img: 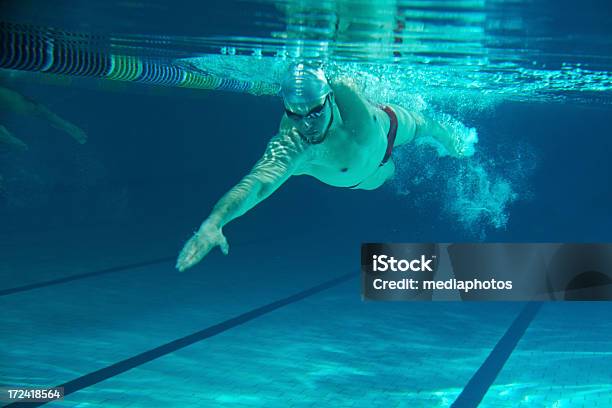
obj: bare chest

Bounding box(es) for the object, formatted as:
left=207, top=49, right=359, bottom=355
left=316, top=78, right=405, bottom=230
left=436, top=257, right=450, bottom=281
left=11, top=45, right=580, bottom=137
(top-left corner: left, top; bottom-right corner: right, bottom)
left=296, top=122, right=387, bottom=185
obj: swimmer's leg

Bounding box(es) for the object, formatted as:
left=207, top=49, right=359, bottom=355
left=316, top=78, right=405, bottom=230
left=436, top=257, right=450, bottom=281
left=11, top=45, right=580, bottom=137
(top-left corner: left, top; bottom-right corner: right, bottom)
left=0, top=86, right=87, bottom=144
left=387, top=104, right=417, bottom=147
left=401, top=108, right=477, bottom=158
left=0, top=125, right=28, bottom=151
left=390, top=105, right=478, bottom=158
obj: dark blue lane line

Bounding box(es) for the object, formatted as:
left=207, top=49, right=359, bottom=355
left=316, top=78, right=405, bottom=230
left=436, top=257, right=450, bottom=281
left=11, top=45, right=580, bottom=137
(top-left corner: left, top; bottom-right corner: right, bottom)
left=0, top=257, right=174, bottom=297
left=451, top=302, right=543, bottom=408
left=0, top=238, right=285, bottom=297
left=4, top=271, right=357, bottom=408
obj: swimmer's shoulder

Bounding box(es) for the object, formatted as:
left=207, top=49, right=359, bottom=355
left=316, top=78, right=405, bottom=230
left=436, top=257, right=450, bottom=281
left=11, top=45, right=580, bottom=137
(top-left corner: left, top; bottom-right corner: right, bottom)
left=264, top=126, right=314, bottom=165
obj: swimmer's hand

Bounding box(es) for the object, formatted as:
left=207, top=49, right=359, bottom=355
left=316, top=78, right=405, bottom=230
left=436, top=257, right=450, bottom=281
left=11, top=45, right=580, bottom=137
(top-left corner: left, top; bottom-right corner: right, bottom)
left=61, top=122, right=88, bottom=144
left=176, top=219, right=229, bottom=272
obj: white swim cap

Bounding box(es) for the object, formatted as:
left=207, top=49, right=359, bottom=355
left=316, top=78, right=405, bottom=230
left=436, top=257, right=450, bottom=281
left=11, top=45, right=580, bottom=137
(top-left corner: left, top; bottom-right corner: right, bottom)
left=281, top=64, right=332, bottom=113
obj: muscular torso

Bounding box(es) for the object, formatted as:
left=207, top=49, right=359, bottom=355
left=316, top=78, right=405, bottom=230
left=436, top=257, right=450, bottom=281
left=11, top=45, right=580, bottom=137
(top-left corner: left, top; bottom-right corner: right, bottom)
left=282, top=97, right=415, bottom=189
left=295, top=107, right=387, bottom=186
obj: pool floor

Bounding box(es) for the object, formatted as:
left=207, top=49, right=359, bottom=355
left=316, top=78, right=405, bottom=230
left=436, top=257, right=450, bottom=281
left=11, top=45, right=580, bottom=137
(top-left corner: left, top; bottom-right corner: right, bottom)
left=1, top=227, right=610, bottom=407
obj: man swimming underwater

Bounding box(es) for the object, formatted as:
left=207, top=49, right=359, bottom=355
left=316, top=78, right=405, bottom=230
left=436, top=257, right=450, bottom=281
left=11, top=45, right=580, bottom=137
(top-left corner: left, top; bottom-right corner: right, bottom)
left=176, top=64, right=476, bottom=271
left=0, top=85, right=87, bottom=151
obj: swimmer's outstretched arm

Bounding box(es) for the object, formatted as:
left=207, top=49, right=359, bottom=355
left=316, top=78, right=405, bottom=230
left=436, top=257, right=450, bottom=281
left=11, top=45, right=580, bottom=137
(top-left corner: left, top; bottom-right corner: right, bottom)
left=0, top=86, right=87, bottom=144
left=176, top=130, right=307, bottom=272
left=0, top=125, right=29, bottom=151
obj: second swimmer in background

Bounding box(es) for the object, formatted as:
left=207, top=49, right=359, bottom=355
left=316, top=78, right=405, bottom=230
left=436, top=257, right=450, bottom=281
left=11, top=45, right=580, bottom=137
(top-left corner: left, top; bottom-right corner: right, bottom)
left=0, top=85, right=87, bottom=151
left=177, top=64, right=478, bottom=271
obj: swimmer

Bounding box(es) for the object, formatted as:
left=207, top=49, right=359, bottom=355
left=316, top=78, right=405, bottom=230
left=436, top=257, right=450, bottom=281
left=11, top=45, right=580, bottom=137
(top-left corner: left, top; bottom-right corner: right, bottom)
left=0, top=85, right=87, bottom=151
left=176, top=64, right=477, bottom=271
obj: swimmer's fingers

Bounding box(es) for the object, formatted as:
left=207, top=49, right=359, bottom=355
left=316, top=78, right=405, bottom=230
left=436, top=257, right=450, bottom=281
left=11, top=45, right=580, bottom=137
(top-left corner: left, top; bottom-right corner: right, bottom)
left=176, top=233, right=213, bottom=272
left=202, top=221, right=229, bottom=256
left=72, top=128, right=87, bottom=144
left=220, top=238, right=229, bottom=255
left=176, top=227, right=229, bottom=272
left=214, top=229, right=229, bottom=256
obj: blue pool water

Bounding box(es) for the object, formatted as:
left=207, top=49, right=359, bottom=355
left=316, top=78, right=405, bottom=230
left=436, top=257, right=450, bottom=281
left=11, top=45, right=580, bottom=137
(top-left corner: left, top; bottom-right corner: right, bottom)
left=1, top=1, right=611, bottom=407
